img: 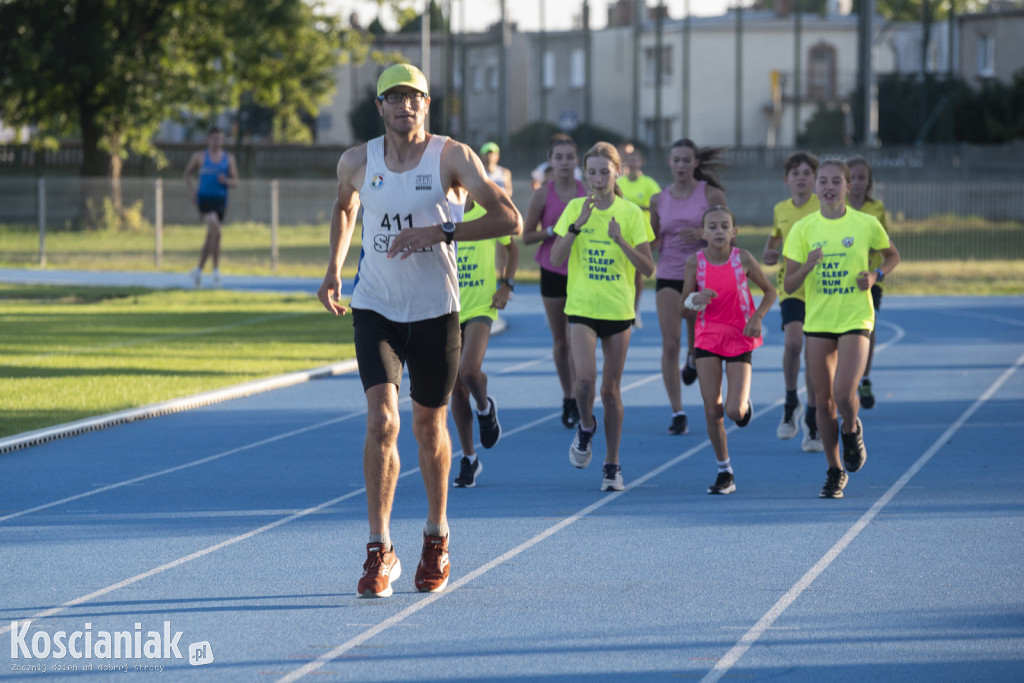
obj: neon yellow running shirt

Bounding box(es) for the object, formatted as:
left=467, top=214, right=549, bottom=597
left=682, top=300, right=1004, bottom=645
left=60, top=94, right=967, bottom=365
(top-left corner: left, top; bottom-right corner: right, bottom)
left=771, top=195, right=820, bottom=302
left=848, top=199, right=889, bottom=279
left=783, top=210, right=891, bottom=333
left=456, top=203, right=512, bottom=323
left=554, top=196, right=650, bottom=321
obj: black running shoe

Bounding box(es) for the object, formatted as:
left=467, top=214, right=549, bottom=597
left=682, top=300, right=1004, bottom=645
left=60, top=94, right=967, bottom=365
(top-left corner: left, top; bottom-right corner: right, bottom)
left=736, top=400, right=753, bottom=428
left=562, top=398, right=579, bottom=429
left=819, top=467, right=849, bottom=499
left=859, top=380, right=875, bottom=409
left=708, top=471, right=736, bottom=495
left=681, top=361, right=698, bottom=386
left=668, top=413, right=688, bottom=435
left=841, top=417, right=867, bottom=472
left=453, top=456, right=482, bottom=488
left=477, top=396, right=501, bottom=449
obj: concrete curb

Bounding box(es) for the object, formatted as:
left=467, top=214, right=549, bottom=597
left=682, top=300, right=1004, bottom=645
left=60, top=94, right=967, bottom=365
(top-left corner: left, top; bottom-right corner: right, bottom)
left=0, top=360, right=359, bottom=456
left=2, top=314, right=512, bottom=456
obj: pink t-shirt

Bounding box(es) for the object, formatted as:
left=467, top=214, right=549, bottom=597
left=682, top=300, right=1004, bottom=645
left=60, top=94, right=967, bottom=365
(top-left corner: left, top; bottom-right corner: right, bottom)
left=535, top=180, right=587, bottom=275
left=694, top=248, right=763, bottom=358
left=655, top=180, right=710, bottom=280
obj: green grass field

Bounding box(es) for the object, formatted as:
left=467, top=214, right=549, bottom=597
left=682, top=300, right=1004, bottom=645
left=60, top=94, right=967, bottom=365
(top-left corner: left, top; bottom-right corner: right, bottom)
left=0, top=284, right=354, bottom=439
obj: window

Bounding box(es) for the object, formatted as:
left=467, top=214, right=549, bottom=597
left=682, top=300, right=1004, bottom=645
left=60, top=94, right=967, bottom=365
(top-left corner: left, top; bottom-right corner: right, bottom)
left=472, top=65, right=483, bottom=92
left=570, top=49, right=585, bottom=89
left=807, top=43, right=836, bottom=102
left=642, top=118, right=672, bottom=148
left=487, top=60, right=498, bottom=91
left=543, top=51, right=555, bottom=90
left=976, top=34, right=995, bottom=78
left=643, top=46, right=672, bottom=84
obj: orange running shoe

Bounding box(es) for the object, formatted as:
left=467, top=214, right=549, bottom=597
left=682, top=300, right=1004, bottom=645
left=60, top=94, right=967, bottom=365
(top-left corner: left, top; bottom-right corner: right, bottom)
left=357, top=542, right=401, bottom=598
left=414, top=533, right=450, bottom=593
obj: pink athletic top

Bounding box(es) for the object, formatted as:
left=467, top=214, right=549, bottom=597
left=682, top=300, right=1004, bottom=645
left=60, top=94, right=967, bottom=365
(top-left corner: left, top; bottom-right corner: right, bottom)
left=535, top=180, right=587, bottom=275
left=655, top=180, right=710, bottom=280
left=694, top=248, right=762, bottom=358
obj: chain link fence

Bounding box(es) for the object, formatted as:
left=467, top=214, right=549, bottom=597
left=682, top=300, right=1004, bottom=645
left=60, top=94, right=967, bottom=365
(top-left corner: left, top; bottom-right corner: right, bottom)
left=1, top=175, right=1021, bottom=273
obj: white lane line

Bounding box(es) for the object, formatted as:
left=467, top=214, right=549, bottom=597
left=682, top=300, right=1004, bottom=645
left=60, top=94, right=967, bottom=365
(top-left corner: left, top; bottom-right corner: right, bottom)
left=0, top=370, right=671, bottom=638
left=0, top=320, right=905, bottom=666
left=0, top=492, right=360, bottom=637
left=700, top=347, right=1024, bottom=683
left=875, top=319, right=905, bottom=352
left=0, top=408, right=369, bottom=524
left=277, top=384, right=778, bottom=683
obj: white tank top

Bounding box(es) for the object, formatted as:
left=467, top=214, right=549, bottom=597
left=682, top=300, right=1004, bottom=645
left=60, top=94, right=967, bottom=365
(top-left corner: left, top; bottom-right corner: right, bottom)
left=487, top=166, right=507, bottom=190
left=351, top=135, right=459, bottom=322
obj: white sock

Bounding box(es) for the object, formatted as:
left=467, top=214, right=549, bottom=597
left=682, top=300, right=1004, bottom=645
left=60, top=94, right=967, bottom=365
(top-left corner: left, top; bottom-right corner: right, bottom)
left=475, top=402, right=491, bottom=417
left=718, top=459, right=733, bottom=474
left=369, top=531, right=392, bottom=550
left=425, top=521, right=449, bottom=538
left=465, top=453, right=477, bottom=464
left=674, top=410, right=686, bottom=417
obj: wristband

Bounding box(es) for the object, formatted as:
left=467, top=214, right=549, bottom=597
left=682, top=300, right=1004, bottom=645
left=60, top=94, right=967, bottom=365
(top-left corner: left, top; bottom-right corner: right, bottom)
left=875, top=268, right=885, bottom=282
left=568, top=223, right=581, bottom=235
left=546, top=225, right=555, bottom=238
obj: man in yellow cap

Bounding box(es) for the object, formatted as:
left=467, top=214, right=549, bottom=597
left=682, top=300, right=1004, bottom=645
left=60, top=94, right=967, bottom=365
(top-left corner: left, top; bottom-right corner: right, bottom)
left=317, top=63, right=522, bottom=599
left=479, top=141, right=513, bottom=198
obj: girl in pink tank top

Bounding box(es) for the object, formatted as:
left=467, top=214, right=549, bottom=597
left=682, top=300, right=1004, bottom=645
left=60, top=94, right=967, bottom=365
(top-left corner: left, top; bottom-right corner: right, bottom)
left=522, top=134, right=588, bottom=427
left=680, top=206, right=776, bottom=496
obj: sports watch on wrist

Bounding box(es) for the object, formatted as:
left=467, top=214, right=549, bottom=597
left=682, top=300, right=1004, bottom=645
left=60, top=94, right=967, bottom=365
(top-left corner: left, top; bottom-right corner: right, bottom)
left=499, top=277, right=515, bottom=291
left=441, top=221, right=456, bottom=244
left=567, top=223, right=581, bottom=235
left=875, top=268, right=885, bottom=282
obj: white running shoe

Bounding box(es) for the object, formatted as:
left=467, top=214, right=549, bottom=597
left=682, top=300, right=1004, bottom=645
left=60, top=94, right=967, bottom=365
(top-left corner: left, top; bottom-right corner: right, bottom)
left=600, top=463, right=624, bottom=491
left=569, top=420, right=597, bottom=469
left=802, top=420, right=824, bottom=452
left=190, top=267, right=202, bottom=288
left=777, top=401, right=803, bottom=440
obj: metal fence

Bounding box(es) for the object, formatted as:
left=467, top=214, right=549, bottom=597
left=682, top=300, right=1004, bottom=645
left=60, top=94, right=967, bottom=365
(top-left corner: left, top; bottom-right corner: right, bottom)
left=1, top=176, right=1021, bottom=271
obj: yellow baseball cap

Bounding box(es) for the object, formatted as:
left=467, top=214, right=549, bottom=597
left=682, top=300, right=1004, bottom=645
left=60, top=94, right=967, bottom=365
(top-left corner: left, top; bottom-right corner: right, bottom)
left=480, top=142, right=500, bottom=155
left=377, top=64, right=429, bottom=97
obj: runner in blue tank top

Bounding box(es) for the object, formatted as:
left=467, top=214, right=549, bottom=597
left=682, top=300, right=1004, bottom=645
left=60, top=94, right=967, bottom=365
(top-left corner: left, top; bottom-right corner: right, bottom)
left=316, top=64, right=521, bottom=600
left=183, top=127, right=237, bottom=287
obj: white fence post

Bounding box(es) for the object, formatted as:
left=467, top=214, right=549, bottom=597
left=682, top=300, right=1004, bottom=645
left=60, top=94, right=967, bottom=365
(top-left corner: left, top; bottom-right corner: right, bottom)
left=271, top=179, right=279, bottom=273
left=154, top=178, right=163, bottom=269
left=37, top=177, right=46, bottom=267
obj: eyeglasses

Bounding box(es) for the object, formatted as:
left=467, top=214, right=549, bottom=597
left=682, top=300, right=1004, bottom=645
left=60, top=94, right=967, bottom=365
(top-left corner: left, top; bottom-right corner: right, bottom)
left=377, top=91, right=428, bottom=105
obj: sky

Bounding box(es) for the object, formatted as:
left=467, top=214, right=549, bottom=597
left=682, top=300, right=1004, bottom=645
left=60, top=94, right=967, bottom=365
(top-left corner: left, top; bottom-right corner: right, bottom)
left=325, top=0, right=737, bottom=34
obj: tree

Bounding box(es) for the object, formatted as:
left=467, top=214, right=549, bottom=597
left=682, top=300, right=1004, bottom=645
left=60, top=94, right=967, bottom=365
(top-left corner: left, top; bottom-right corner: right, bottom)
left=797, top=103, right=849, bottom=147
left=0, top=0, right=372, bottom=181
left=399, top=1, right=449, bottom=34
left=852, top=0, right=989, bottom=22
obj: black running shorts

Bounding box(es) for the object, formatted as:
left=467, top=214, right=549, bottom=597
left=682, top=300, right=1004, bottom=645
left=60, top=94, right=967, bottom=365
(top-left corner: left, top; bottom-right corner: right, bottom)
left=540, top=268, right=568, bottom=299
left=694, top=347, right=752, bottom=364
left=568, top=315, right=633, bottom=339
left=197, top=196, right=226, bottom=221
left=779, top=298, right=805, bottom=331
left=351, top=308, right=461, bottom=408
left=656, top=278, right=685, bottom=293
